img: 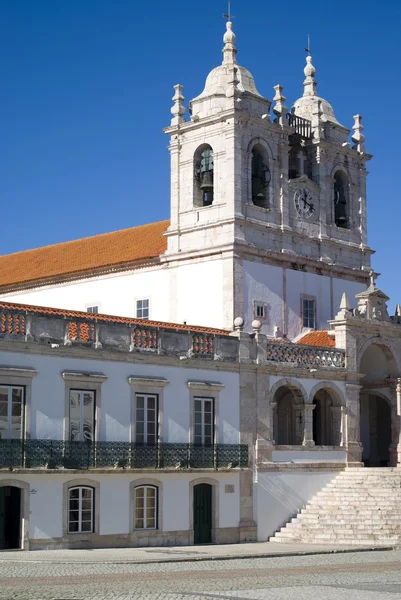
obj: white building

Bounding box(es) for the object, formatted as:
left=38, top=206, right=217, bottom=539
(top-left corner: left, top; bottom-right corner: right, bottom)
left=0, top=22, right=371, bottom=341
left=2, top=21, right=401, bottom=550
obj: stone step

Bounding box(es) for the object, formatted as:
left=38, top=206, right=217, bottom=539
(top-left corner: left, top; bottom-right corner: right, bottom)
left=269, top=469, right=401, bottom=545
left=270, top=536, right=400, bottom=545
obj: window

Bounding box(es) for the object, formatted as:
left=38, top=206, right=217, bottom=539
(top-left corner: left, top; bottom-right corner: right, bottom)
left=135, top=394, right=158, bottom=444
left=251, top=144, right=270, bottom=208
left=0, top=386, right=24, bottom=440
left=334, top=171, right=349, bottom=228
left=69, top=390, right=95, bottom=441
left=194, top=145, right=214, bottom=207
left=194, top=397, right=214, bottom=446
left=136, top=299, right=149, bottom=320
left=68, top=486, right=94, bottom=533
left=86, top=306, right=98, bottom=314
left=254, top=300, right=267, bottom=321
left=302, top=297, right=316, bottom=329
left=134, top=485, right=158, bottom=530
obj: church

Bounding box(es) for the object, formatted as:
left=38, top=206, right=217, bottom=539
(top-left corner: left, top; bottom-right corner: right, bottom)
left=1, top=19, right=401, bottom=550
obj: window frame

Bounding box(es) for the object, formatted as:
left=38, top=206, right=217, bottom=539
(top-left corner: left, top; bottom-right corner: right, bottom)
left=301, top=295, right=317, bottom=330
left=0, top=367, right=37, bottom=440
left=67, top=485, right=94, bottom=534
left=133, top=484, right=158, bottom=530
left=63, top=478, right=100, bottom=539
left=134, top=393, right=158, bottom=445
left=253, top=300, right=267, bottom=321
left=0, top=385, right=25, bottom=440
left=128, top=377, right=169, bottom=445
left=86, top=305, right=99, bottom=314
left=62, top=372, right=107, bottom=443
left=68, top=389, right=96, bottom=442
left=187, top=381, right=224, bottom=445
left=136, top=298, right=150, bottom=320
left=193, top=396, right=215, bottom=447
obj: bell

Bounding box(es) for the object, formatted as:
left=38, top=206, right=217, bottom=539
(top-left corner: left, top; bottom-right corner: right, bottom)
left=200, top=170, right=214, bottom=191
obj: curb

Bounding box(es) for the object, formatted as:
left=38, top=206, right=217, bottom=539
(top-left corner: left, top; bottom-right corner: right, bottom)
left=0, top=545, right=398, bottom=565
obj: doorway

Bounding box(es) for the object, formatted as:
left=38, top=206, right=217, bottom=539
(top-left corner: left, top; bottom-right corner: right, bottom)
left=0, top=486, right=22, bottom=550
left=193, top=483, right=212, bottom=544
left=361, top=394, right=392, bottom=467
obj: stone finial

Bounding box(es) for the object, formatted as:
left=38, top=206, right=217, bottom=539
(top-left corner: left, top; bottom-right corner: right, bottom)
left=395, top=304, right=401, bottom=317
left=311, top=98, right=325, bottom=140
left=303, top=55, right=317, bottom=97
left=351, top=114, right=366, bottom=153
left=340, top=292, right=351, bottom=312
left=233, top=317, right=244, bottom=332
left=272, top=85, right=288, bottom=124
left=335, top=292, right=352, bottom=320
left=222, top=21, right=237, bottom=66
left=170, top=84, right=186, bottom=126
left=252, top=319, right=262, bottom=333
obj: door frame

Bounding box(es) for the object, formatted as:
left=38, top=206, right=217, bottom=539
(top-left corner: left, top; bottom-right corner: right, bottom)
left=0, top=480, right=30, bottom=550
left=189, top=477, right=219, bottom=545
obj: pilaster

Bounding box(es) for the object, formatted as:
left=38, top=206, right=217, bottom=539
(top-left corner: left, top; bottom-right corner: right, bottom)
left=345, top=382, right=363, bottom=465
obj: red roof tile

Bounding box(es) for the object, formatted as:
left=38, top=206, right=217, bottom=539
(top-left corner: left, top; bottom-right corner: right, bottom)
left=297, top=330, right=335, bottom=348
left=0, top=300, right=230, bottom=336
left=0, top=220, right=169, bottom=289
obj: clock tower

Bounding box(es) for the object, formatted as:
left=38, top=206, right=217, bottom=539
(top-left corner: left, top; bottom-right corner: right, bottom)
left=164, top=22, right=373, bottom=339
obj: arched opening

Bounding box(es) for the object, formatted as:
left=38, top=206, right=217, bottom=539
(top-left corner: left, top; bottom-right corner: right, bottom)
left=359, top=343, right=397, bottom=467
left=193, top=483, right=212, bottom=544
left=274, top=386, right=304, bottom=445
left=312, top=390, right=334, bottom=446
left=361, top=394, right=391, bottom=467
left=251, top=144, right=271, bottom=208
left=0, top=486, right=22, bottom=549
left=333, top=170, right=349, bottom=228
left=194, top=145, right=214, bottom=207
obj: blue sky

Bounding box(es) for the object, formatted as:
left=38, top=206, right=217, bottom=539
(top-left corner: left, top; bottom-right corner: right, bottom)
left=1, top=0, right=400, bottom=306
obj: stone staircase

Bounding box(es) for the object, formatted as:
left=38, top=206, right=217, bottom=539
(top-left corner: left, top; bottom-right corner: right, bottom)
left=270, top=468, right=401, bottom=545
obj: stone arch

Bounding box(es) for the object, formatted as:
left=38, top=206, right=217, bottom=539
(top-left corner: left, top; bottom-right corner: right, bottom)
left=357, top=338, right=401, bottom=380
left=270, top=379, right=307, bottom=445
left=189, top=477, right=219, bottom=544
left=246, top=137, right=273, bottom=209
left=193, top=143, right=214, bottom=207
left=0, top=479, right=30, bottom=550
left=330, top=163, right=353, bottom=184
left=308, top=381, right=345, bottom=406
left=309, top=383, right=344, bottom=446
left=269, top=378, right=308, bottom=403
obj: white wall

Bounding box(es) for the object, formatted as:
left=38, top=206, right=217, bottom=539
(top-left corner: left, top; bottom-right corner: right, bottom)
left=0, top=472, right=240, bottom=540
left=242, top=260, right=365, bottom=340
left=0, top=267, right=170, bottom=322
left=255, top=471, right=338, bottom=541
left=0, top=350, right=240, bottom=443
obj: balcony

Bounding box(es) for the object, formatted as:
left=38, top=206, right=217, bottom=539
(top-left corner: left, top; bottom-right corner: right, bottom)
left=286, top=113, right=312, bottom=139
left=0, top=440, right=248, bottom=470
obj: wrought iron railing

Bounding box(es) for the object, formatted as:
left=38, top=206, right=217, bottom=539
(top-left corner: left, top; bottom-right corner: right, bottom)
left=0, top=440, right=248, bottom=470
left=266, top=342, right=345, bottom=368
left=287, top=113, right=312, bottom=139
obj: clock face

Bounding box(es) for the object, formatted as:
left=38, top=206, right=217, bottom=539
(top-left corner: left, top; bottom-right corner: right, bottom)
left=294, top=187, right=315, bottom=219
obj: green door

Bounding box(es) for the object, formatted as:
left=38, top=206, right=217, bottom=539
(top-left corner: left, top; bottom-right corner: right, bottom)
left=193, top=484, right=212, bottom=544
left=0, top=488, right=5, bottom=550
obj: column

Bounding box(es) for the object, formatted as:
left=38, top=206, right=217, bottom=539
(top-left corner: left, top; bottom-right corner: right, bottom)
left=345, top=382, right=363, bottom=465
left=302, top=404, right=315, bottom=447
left=330, top=406, right=346, bottom=446
left=393, top=379, right=401, bottom=467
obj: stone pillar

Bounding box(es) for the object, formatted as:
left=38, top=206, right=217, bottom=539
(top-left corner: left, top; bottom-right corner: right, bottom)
left=239, top=471, right=257, bottom=543
left=255, top=373, right=274, bottom=464
left=330, top=406, right=346, bottom=446
left=345, top=382, right=363, bottom=465
left=390, top=379, right=401, bottom=467
left=302, top=404, right=315, bottom=447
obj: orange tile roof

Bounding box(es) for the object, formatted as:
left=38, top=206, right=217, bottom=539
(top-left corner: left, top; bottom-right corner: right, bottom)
left=0, top=300, right=230, bottom=336
left=0, top=220, right=169, bottom=289
left=297, top=330, right=335, bottom=348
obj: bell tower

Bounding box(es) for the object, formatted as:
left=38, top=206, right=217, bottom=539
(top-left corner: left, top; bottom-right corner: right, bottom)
left=163, top=23, right=374, bottom=338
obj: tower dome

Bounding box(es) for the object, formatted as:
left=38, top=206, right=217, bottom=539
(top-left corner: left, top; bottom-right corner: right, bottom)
left=292, top=55, right=343, bottom=126
left=190, top=22, right=265, bottom=118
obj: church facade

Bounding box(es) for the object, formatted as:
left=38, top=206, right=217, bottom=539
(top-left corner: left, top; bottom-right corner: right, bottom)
left=1, top=21, right=401, bottom=549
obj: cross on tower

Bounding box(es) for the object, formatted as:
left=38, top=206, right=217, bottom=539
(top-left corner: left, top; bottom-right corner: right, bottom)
left=304, top=34, right=311, bottom=56
left=223, top=0, right=235, bottom=20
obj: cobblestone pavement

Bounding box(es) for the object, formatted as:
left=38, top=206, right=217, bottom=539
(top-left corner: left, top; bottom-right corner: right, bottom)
left=0, top=549, right=401, bottom=599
